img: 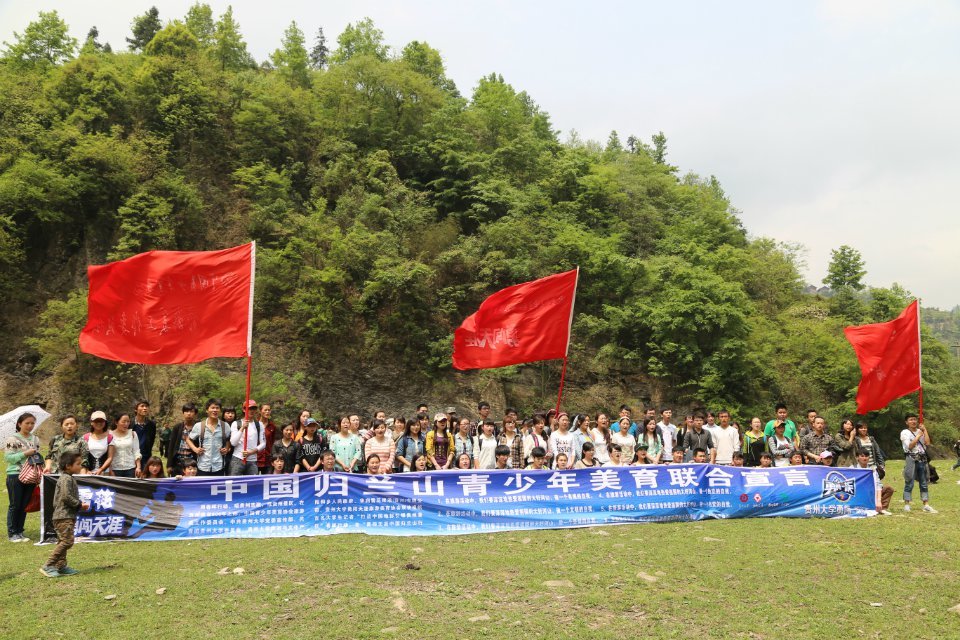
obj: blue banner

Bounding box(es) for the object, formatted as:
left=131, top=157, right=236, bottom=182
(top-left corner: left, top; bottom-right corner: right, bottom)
left=41, top=464, right=877, bottom=542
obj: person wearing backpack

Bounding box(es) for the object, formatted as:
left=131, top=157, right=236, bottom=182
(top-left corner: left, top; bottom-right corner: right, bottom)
left=187, top=399, right=230, bottom=476
left=229, top=400, right=265, bottom=476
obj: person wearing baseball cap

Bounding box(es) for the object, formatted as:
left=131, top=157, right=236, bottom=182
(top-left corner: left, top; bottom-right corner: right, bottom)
left=427, top=413, right=452, bottom=470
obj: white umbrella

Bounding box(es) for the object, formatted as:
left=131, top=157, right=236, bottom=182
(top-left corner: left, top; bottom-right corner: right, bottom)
left=0, top=405, right=52, bottom=441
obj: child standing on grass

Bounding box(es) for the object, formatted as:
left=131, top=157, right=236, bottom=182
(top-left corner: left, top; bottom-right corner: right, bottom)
left=41, top=452, right=89, bottom=578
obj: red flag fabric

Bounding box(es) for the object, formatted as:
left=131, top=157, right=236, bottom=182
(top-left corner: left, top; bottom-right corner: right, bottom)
left=844, top=300, right=921, bottom=414
left=453, top=268, right=578, bottom=370
left=79, top=243, right=255, bottom=364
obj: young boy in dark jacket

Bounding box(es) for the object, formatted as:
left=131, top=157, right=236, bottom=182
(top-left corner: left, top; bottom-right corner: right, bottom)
left=41, top=451, right=89, bottom=578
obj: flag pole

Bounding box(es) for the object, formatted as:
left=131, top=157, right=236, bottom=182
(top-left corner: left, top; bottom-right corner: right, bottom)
left=554, top=357, right=568, bottom=416
left=243, top=242, right=256, bottom=422
left=917, top=298, right=924, bottom=425
left=553, top=266, right=579, bottom=415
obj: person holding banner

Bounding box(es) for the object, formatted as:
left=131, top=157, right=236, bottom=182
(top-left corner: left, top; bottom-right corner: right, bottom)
left=901, top=414, right=936, bottom=513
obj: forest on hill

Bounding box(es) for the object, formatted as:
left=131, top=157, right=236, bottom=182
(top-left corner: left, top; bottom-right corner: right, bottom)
left=1, top=7, right=958, bottom=452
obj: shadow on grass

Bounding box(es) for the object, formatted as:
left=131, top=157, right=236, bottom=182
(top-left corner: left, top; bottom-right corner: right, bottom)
left=75, top=562, right=120, bottom=576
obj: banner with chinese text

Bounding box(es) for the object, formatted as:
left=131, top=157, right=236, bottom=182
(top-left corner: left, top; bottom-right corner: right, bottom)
left=41, top=465, right=877, bottom=543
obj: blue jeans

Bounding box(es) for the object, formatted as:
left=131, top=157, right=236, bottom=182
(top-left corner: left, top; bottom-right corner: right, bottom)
left=6, top=475, right=32, bottom=537
left=903, top=456, right=929, bottom=503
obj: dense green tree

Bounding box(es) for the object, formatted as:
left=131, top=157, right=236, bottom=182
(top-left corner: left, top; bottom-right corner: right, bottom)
left=330, top=17, right=389, bottom=64
left=184, top=2, right=216, bottom=46
left=271, top=21, right=310, bottom=87
left=309, top=27, right=329, bottom=69
left=401, top=41, right=456, bottom=93
left=213, top=6, right=254, bottom=71
left=127, top=7, right=162, bottom=51
left=81, top=26, right=110, bottom=55
left=144, top=23, right=200, bottom=58
left=824, top=244, right=867, bottom=290
left=3, top=11, right=77, bottom=68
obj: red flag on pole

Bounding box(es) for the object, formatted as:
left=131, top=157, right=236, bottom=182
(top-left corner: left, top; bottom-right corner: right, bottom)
left=453, top=268, right=578, bottom=370
left=79, top=243, right=256, bottom=365
left=843, top=299, right=921, bottom=414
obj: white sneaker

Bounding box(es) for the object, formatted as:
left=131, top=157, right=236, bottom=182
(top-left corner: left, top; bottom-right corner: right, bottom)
left=903, top=504, right=911, bottom=512
left=880, top=509, right=892, bottom=516
left=922, top=505, right=938, bottom=514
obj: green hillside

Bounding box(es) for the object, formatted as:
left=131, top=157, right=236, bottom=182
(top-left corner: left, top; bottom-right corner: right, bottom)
left=1, top=8, right=958, bottom=451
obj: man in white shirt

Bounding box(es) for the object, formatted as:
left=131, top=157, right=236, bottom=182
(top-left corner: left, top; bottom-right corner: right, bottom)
left=656, top=407, right=675, bottom=456
left=229, top=400, right=266, bottom=476
left=712, top=410, right=740, bottom=465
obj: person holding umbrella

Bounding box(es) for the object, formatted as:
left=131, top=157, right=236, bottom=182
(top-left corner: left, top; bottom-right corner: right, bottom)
left=5, top=413, right=41, bottom=542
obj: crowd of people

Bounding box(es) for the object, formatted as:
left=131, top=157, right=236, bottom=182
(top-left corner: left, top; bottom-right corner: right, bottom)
left=6, top=399, right=944, bottom=555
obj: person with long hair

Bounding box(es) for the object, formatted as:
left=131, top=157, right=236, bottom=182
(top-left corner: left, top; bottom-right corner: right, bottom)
left=426, top=413, right=453, bottom=470
left=852, top=422, right=886, bottom=471
left=410, top=454, right=429, bottom=472
left=396, top=418, right=427, bottom=472
left=570, top=414, right=594, bottom=466
left=272, top=423, right=300, bottom=473
left=834, top=418, right=857, bottom=467
left=591, top=413, right=611, bottom=465
left=45, top=415, right=89, bottom=474
left=574, top=441, right=600, bottom=468
left=142, top=456, right=166, bottom=479
left=497, top=418, right=524, bottom=469
left=637, top=418, right=663, bottom=464
left=110, top=412, right=142, bottom=478
left=523, top=417, right=551, bottom=468
left=5, top=413, right=41, bottom=542
left=364, top=419, right=396, bottom=474
left=294, top=409, right=312, bottom=441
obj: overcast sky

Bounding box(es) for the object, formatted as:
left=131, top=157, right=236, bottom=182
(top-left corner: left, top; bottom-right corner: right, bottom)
left=3, top=0, right=958, bottom=308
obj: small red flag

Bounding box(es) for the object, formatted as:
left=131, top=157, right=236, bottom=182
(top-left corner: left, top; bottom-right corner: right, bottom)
left=844, top=300, right=921, bottom=414
left=79, top=243, right=255, bottom=365
left=453, top=268, right=579, bottom=370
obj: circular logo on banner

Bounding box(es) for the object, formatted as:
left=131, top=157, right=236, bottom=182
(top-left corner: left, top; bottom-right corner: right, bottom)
left=739, top=493, right=749, bottom=503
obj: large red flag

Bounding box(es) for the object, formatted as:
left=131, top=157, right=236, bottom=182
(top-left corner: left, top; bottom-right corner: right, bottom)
left=79, top=243, right=255, bottom=365
left=844, top=300, right=921, bottom=414
left=453, top=268, right=578, bottom=370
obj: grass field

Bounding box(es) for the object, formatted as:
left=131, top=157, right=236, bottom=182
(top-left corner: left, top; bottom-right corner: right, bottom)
left=2, top=460, right=958, bottom=640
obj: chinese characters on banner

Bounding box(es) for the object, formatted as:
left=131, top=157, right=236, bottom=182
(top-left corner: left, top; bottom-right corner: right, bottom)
left=41, top=465, right=877, bottom=543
